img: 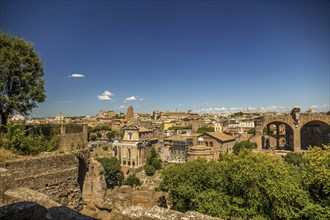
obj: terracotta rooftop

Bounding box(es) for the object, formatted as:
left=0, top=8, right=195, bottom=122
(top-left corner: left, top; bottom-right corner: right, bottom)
left=138, top=127, right=152, bottom=133
left=203, top=132, right=236, bottom=142
left=165, top=135, right=192, bottom=141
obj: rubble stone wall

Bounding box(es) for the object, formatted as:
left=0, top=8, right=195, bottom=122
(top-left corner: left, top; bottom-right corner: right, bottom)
left=0, top=153, right=83, bottom=210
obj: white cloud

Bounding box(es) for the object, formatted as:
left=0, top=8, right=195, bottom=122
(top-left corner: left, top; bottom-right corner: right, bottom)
left=68, top=73, right=85, bottom=78
left=214, top=107, right=227, bottom=111
left=97, top=95, right=112, bottom=100
left=120, top=105, right=125, bottom=108
left=230, top=107, right=243, bottom=111
left=103, top=90, right=113, bottom=96
left=126, top=96, right=137, bottom=101
left=97, top=90, right=114, bottom=100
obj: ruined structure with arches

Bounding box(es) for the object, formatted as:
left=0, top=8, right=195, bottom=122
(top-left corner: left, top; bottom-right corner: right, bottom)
left=254, top=109, right=330, bottom=151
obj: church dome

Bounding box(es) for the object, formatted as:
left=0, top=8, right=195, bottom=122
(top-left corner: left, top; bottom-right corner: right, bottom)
left=197, top=137, right=204, bottom=142
left=11, top=113, right=25, bottom=121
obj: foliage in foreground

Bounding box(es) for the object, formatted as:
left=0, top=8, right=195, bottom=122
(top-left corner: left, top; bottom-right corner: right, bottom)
left=96, top=157, right=124, bottom=189
left=123, top=174, right=141, bottom=188
left=144, top=147, right=162, bottom=176
left=233, top=140, right=257, bottom=155
left=0, top=32, right=46, bottom=127
left=196, top=126, right=215, bottom=133
left=0, top=124, right=59, bottom=155
left=160, top=147, right=330, bottom=219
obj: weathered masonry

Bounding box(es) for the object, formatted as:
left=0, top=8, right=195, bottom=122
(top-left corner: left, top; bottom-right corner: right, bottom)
left=254, top=109, right=330, bottom=151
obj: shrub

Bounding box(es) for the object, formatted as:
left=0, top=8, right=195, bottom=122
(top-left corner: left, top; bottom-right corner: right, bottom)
left=233, top=140, right=257, bottom=155
left=145, top=165, right=155, bottom=176
left=3, top=124, right=59, bottom=155
left=96, top=157, right=124, bottom=189
left=123, top=174, right=141, bottom=187
left=284, top=152, right=305, bottom=166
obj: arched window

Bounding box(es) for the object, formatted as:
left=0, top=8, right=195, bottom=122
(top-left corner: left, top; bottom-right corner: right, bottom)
left=210, top=142, right=213, bottom=147
left=128, top=132, right=132, bottom=140
left=205, top=142, right=209, bottom=146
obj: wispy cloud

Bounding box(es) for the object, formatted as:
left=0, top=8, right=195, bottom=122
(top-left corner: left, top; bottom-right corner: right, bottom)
left=120, top=105, right=125, bottom=108
left=97, top=90, right=114, bottom=100
left=68, top=73, right=85, bottom=78
left=126, top=96, right=137, bottom=101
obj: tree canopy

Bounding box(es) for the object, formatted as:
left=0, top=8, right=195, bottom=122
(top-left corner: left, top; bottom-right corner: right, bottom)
left=96, top=157, right=124, bottom=189
left=196, top=126, right=215, bottom=133
left=160, top=147, right=330, bottom=219
left=0, top=32, right=46, bottom=127
left=144, top=147, right=162, bottom=176
left=233, top=140, right=257, bottom=155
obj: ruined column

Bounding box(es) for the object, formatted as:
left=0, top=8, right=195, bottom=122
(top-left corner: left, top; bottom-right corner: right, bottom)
left=293, top=127, right=301, bottom=152
left=276, top=124, right=280, bottom=148
left=60, top=125, right=66, bottom=135
left=121, top=147, right=124, bottom=166
left=267, top=124, right=270, bottom=136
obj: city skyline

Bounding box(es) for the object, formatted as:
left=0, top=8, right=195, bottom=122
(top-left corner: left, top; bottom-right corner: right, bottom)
left=1, top=0, right=329, bottom=117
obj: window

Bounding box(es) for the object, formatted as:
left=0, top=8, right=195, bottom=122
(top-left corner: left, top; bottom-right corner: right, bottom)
left=128, top=132, right=132, bottom=140
left=210, top=142, right=213, bottom=147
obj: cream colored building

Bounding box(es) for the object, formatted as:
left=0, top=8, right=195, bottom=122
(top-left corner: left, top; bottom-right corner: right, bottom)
left=188, top=137, right=213, bottom=161
left=193, top=132, right=236, bottom=158
left=113, top=125, right=158, bottom=168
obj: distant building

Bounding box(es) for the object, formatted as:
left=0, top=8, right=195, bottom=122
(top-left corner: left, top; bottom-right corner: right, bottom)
left=126, top=106, right=134, bottom=121
left=54, top=112, right=65, bottom=124
left=188, top=137, right=213, bottom=161
left=10, top=113, right=25, bottom=124
left=113, top=124, right=158, bottom=169
left=160, top=112, right=187, bottom=121
left=194, top=132, right=236, bottom=157
left=164, top=135, right=193, bottom=162
left=97, top=110, right=116, bottom=118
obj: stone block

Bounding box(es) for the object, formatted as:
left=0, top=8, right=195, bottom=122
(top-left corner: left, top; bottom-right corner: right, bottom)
left=0, top=201, right=47, bottom=220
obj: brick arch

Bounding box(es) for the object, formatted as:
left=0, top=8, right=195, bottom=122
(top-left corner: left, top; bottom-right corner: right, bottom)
left=299, top=119, right=330, bottom=129
left=72, top=149, right=90, bottom=191
left=72, top=149, right=90, bottom=165
left=255, top=114, right=330, bottom=152
left=300, top=120, right=330, bottom=150
left=262, top=121, right=294, bottom=151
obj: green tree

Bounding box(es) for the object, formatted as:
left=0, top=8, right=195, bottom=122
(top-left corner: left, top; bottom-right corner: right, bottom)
left=168, top=125, right=192, bottom=131
left=197, top=126, right=215, bottom=133
left=144, top=165, right=155, bottom=176
left=145, top=147, right=162, bottom=172
left=2, top=124, right=58, bottom=155
left=96, top=157, right=124, bottom=189
left=89, top=134, right=97, bottom=141
left=284, top=152, right=305, bottom=166
left=123, top=174, right=141, bottom=187
left=247, top=128, right=255, bottom=134
left=263, top=126, right=275, bottom=135
left=0, top=33, right=46, bottom=128
left=302, top=146, right=330, bottom=207
left=160, top=151, right=326, bottom=219
left=233, top=140, right=257, bottom=155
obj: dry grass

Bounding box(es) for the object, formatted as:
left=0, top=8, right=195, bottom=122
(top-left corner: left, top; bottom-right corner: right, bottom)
left=0, top=147, right=22, bottom=162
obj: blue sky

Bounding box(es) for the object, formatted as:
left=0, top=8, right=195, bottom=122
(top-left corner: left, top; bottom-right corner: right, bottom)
left=1, top=0, right=329, bottom=117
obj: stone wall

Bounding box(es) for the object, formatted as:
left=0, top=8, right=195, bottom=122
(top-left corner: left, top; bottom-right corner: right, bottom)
left=0, top=201, right=96, bottom=220
left=106, top=186, right=167, bottom=212
left=59, top=132, right=88, bottom=152
left=0, top=153, right=83, bottom=210
left=111, top=206, right=223, bottom=220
